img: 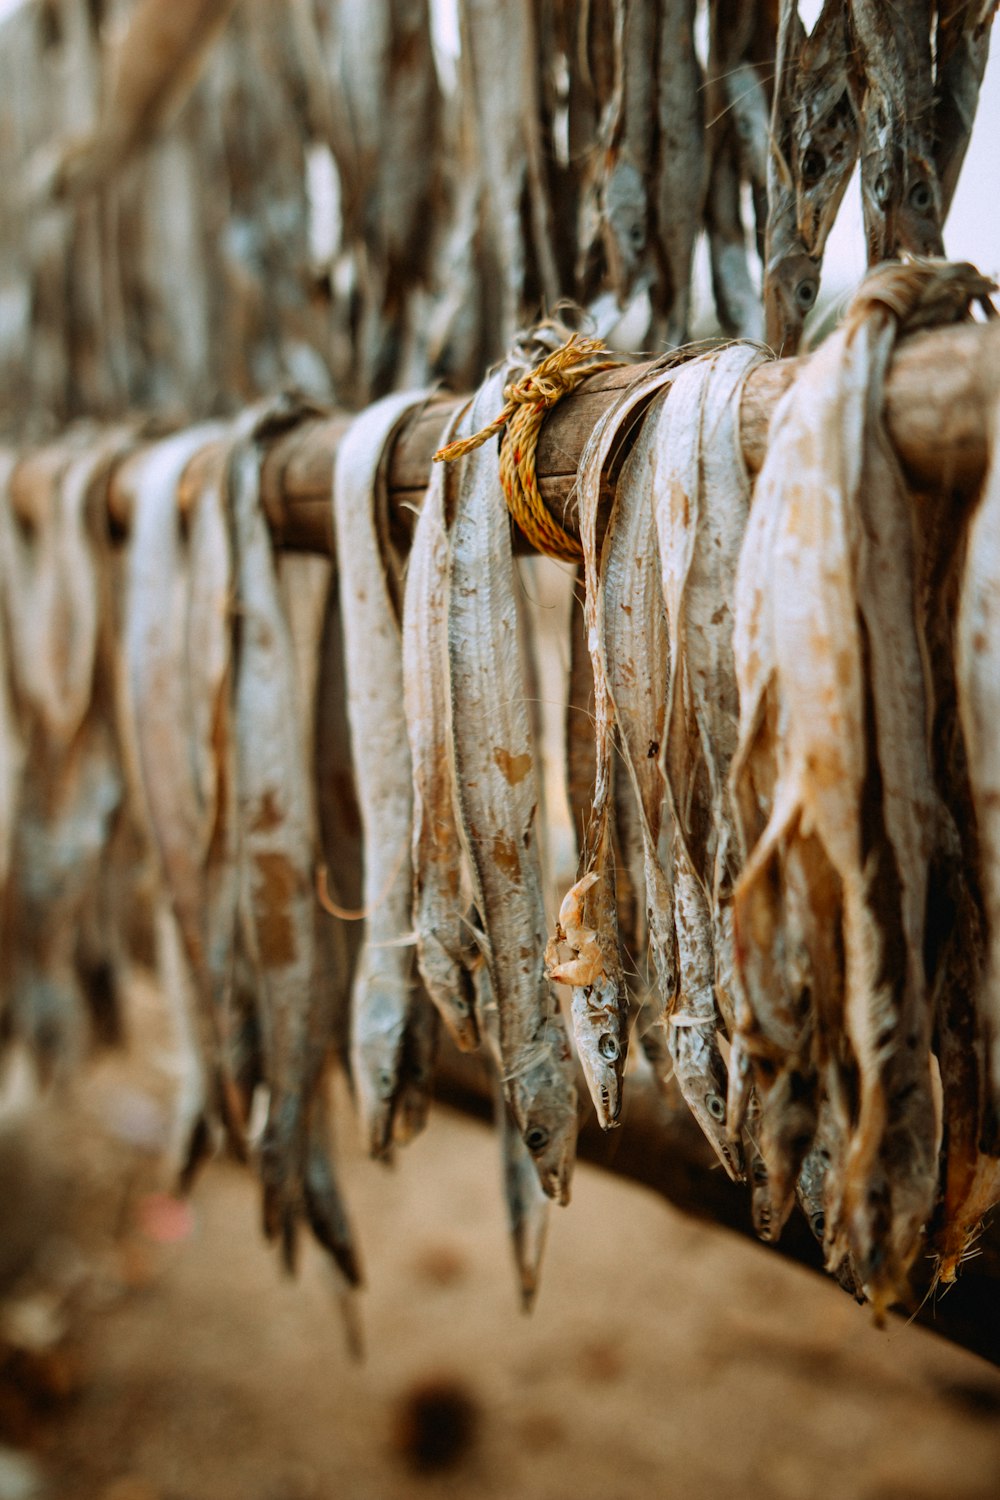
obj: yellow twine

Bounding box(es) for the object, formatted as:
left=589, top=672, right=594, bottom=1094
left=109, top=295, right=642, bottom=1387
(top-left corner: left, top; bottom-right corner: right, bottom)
left=433, top=333, right=625, bottom=562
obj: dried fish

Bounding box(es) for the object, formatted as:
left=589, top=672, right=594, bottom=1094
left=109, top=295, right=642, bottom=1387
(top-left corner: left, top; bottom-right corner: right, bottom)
left=849, top=1, right=943, bottom=261
left=764, top=2, right=817, bottom=355
left=934, top=3, right=996, bottom=221
left=228, top=396, right=357, bottom=1276
left=47, top=0, right=239, bottom=198
left=652, top=0, right=705, bottom=346
left=460, top=0, right=560, bottom=340
left=706, top=126, right=764, bottom=343
left=474, top=959, right=549, bottom=1309
left=958, top=396, right=1000, bottom=1110
left=789, top=1, right=860, bottom=264
left=333, top=389, right=432, bottom=1158
left=733, top=263, right=988, bottom=1307
left=402, top=403, right=479, bottom=1053
left=313, top=571, right=364, bottom=1073
left=122, top=425, right=241, bottom=1144
left=448, top=366, right=576, bottom=1201
left=0, top=431, right=134, bottom=1078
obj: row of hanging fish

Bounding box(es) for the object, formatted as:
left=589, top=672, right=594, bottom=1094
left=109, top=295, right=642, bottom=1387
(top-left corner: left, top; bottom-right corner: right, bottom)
left=6, top=1, right=996, bottom=432
left=2, top=256, right=1000, bottom=1317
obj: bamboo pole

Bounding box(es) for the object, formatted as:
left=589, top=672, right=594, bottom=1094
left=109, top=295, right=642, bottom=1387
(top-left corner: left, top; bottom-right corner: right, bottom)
left=102, top=319, right=1000, bottom=552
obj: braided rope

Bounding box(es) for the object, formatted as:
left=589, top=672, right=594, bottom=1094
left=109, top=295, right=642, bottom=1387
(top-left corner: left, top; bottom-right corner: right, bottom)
left=433, top=333, right=626, bottom=562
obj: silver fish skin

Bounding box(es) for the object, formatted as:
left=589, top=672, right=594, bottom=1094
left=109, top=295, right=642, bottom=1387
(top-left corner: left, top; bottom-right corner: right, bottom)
left=706, top=127, right=765, bottom=343
left=402, top=402, right=479, bottom=1053
left=227, top=398, right=325, bottom=1247
left=313, top=570, right=364, bottom=1073
left=958, top=397, right=1000, bottom=1110
left=764, top=1, right=818, bottom=355
left=652, top=0, right=705, bottom=345
left=789, top=0, right=860, bottom=260
left=586, top=367, right=680, bottom=1048
left=123, top=424, right=243, bottom=1144
left=333, top=389, right=433, bottom=1158
left=933, top=2, right=996, bottom=220
left=460, top=0, right=559, bottom=340
left=849, top=1, right=944, bottom=261
left=447, top=367, right=577, bottom=1202
left=474, top=959, right=549, bottom=1309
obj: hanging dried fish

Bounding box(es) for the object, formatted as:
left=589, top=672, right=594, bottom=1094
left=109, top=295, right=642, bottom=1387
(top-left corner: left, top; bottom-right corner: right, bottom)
left=46, top=0, right=239, bottom=198
left=733, top=263, right=990, bottom=1308
left=229, top=396, right=359, bottom=1282
left=313, top=571, right=364, bottom=1074
left=0, top=430, right=134, bottom=1077
left=849, top=1, right=943, bottom=261
left=332, top=388, right=432, bottom=1158
left=789, top=1, right=860, bottom=267
left=121, top=423, right=243, bottom=1150
left=764, top=2, right=817, bottom=355
left=460, top=0, right=560, bottom=341
left=933, top=2, right=997, bottom=221
left=706, top=127, right=765, bottom=343
left=402, top=403, right=479, bottom=1053
left=475, top=960, right=549, bottom=1309
left=652, top=0, right=705, bottom=346
left=447, top=366, right=576, bottom=1201
left=958, top=396, right=1000, bottom=1116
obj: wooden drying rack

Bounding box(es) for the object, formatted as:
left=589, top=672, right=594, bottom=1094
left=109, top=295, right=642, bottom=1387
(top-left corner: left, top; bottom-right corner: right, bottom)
left=97, top=316, right=1000, bottom=1366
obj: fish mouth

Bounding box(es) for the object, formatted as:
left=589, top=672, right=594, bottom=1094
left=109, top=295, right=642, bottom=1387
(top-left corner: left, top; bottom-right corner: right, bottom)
left=711, top=1134, right=745, bottom=1184
left=595, top=1078, right=623, bottom=1132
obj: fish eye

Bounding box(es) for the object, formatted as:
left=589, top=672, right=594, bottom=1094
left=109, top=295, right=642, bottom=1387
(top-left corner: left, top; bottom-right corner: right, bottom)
left=704, top=1091, right=726, bottom=1122
left=629, top=222, right=645, bottom=248
left=378, top=1069, right=395, bottom=1096
left=598, top=1032, right=620, bottom=1062
left=811, top=1211, right=826, bottom=1238
left=801, top=149, right=825, bottom=185
left=874, top=173, right=889, bottom=207
left=908, top=180, right=932, bottom=212
left=795, top=278, right=818, bottom=310
left=525, top=1125, right=550, bottom=1153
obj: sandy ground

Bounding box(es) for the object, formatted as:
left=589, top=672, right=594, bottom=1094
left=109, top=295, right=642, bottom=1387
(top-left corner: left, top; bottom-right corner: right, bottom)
left=7, top=1068, right=998, bottom=1500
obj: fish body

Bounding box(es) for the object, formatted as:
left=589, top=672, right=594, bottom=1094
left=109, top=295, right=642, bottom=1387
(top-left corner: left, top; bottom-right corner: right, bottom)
left=332, top=389, right=432, bottom=1157
left=402, top=403, right=479, bottom=1053
left=447, top=367, right=576, bottom=1201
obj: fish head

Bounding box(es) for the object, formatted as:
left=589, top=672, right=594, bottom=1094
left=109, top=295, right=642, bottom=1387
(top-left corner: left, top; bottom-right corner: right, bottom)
left=670, top=1015, right=744, bottom=1181
left=570, top=974, right=628, bottom=1130
left=858, top=95, right=902, bottom=260
left=602, top=156, right=648, bottom=303
left=353, top=1016, right=407, bottom=1160
left=515, top=1038, right=578, bottom=1206
left=764, top=248, right=821, bottom=357
left=896, top=155, right=945, bottom=257
left=792, top=88, right=859, bottom=253
left=757, top=1064, right=818, bottom=1234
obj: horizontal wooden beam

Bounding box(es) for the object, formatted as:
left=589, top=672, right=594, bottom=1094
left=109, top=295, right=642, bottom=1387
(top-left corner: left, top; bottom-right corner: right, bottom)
left=101, top=319, right=1000, bottom=554
left=264, top=319, right=999, bottom=552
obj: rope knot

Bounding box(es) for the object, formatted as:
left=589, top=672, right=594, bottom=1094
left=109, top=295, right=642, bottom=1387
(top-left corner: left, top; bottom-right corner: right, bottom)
left=433, top=332, right=625, bottom=561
